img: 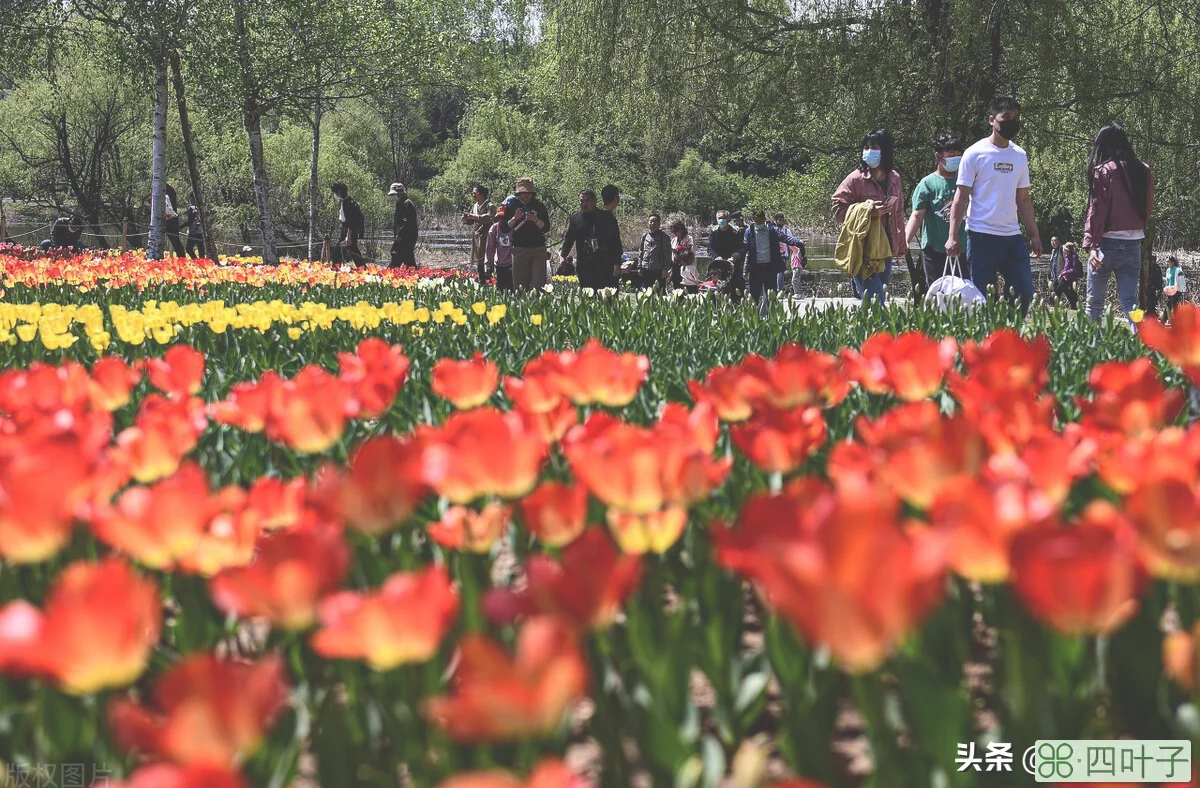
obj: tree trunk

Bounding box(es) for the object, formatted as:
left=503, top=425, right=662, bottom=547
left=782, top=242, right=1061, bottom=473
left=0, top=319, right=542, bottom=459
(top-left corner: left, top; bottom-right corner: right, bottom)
left=308, top=98, right=322, bottom=261
left=170, top=49, right=215, bottom=261
left=235, top=3, right=278, bottom=265
left=147, top=51, right=169, bottom=260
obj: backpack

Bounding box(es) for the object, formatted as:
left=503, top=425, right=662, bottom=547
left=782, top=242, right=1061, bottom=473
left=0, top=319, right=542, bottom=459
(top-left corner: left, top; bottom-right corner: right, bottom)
left=925, top=256, right=985, bottom=311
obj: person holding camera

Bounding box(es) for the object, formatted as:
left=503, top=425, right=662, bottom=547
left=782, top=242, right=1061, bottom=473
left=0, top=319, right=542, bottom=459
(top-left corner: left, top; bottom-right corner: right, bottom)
left=560, top=189, right=611, bottom=290
left=499, top=177, right=550, bottom=291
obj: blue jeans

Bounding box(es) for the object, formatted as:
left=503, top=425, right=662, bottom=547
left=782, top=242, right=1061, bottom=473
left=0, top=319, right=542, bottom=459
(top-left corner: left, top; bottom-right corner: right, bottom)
left=1086, top=238, right=1141, bottom=322
left=853, top=259, right=891, bottom=305
left=967, top=232, right=1034, bottom=315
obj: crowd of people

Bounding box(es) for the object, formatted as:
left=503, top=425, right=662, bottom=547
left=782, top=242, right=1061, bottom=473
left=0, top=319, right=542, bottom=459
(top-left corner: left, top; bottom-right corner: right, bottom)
left=30, top=93, right=1182, bottom=324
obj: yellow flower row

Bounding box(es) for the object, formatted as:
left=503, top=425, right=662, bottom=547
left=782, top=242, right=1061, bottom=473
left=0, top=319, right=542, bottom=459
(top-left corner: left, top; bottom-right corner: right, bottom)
left=0, top=299, right=511, bottom=351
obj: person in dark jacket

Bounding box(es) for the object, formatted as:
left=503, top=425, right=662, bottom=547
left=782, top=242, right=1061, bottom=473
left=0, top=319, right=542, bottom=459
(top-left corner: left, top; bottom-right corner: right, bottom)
left=184, top=204, right=205, bottom=259
left=1052, top=241, right=1082, bottom=308
left=708, top=210, right=745, bottom=292
left=742, top=209, right=806, bottom=317
left=560, top=189, right=612, bottom=290
left=598, top=184, right=622, bottom=285
left=41, top=215, right=84, bottom=252
left=164, top=183, right=186, bottom=257
left=499, top=177, right=550, bottom=291
left=332, top=181, right=366, bottom=267
left=638, top=214, right=673, bottom=290
left=388, top=182, right=418, bottom=268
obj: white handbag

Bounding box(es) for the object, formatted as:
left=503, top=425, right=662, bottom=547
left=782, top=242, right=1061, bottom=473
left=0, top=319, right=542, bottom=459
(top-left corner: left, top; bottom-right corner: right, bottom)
left=924, top=256, right=985, bottom=311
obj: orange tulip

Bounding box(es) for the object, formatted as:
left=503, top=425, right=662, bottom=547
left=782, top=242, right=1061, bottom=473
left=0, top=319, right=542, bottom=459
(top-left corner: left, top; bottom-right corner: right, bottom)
left=688, top=365, right=760, bottom=423
left=1164, top=622, right=1200, bottom=691
left=433, top=352, right=501, bottom=409
left=91, top=463, right=213, bottom=570
left=730, top=405, right=827, bottom=474
left=430, top=408, right=548, bottom=503
left=117, top=394, right=209, bottom=483
left=437, top=760, right=593, bottom=788
left=0, top=431, right=97, bottom=563
left=106, top=765, right=248, bottom=788
left=176, top=485, right=262, bottom=577
left=514, top=397, right=578, bottom=445
left=210, top=521, right=350, bottom=630
left=563, top=407, right=730, bottom=516
left=338, top=337, right=410, bottom=418
left=714, top=480, right=946, bottom=673
left=539, top=339, right=650, bottom=408
left=1, top=560, right=160, bottom=694
left=841, top=331, right=957, bottom=402
left=1092, top=426, right=1200, bottom=495
left=1125, top=472, right=1200, bottom=580
left=929, top=479, right=1036, bottom=583
left=746, top=344, right=851, bottom=410
left=108, top=653, right=289, bottom=767
left=310, top=565, right=459, bottom=670
left=89, top=356, right=142, bottom=411
left=245, top=475, right=309, bottom=530
left=145, top=345, right=206, bottom=397
left=1009, top=506, right=1148, bottom=635
left=210, top=375, right=278, bottom=433
left=1077, top=358, right=1183, bottom=439
left=830, top=402, right=987, bottom=509
left=330, top=433, right=447, bottom=534
left=518, top=482, right=588, bottom=547
left=265, top=366, right=358, bottom=454
left=505, top=363, right=564, bottom=415
left=485, top=529, right=641, bottom=630
left=0, top=360, right=94, bottom=420
left=428, top=503, right=512, bottom=553
left=1141, top=304, right=1200, bottom=385
left=949, top=374, right=1057, bottom=455
left=958, top=328, right=1051, bottom=395
left=424, top=616, right=588, bottom=742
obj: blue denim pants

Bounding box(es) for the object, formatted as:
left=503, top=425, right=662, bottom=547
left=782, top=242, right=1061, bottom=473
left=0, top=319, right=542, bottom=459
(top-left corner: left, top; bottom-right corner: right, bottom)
left=1085, top=238, right=1141, bottom=322
left=853, top=259, right=892, bottom=305
left=967, top=232, right=1034, bottom=315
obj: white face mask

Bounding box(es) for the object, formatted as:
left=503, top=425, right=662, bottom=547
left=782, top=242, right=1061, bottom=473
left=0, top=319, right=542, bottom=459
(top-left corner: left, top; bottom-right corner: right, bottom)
left=334, top=194, right=344, bottom=202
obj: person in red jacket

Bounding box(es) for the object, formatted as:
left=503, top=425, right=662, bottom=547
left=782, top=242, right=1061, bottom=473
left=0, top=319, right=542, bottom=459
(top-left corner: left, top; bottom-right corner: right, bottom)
left=1082, top=124, right=1155, bottom=323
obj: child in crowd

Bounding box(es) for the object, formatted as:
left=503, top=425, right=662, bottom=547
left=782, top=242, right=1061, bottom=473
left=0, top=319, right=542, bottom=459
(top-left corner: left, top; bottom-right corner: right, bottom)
left=485, top=206, right=514, bottom=290
left=670, top=220, right=700, bottom=293
left=1165, top=255, right=1187, bottom=323
left=1053, top=241, right=1082, bottom=308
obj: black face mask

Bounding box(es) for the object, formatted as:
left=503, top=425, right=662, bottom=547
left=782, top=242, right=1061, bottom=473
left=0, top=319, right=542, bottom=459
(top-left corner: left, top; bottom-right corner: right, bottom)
left=997, top=118, right=1022, bottom=141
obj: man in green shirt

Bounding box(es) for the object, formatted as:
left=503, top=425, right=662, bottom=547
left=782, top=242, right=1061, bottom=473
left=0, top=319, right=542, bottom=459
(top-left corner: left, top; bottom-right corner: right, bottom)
left=906, top=133, right=968, bottom=287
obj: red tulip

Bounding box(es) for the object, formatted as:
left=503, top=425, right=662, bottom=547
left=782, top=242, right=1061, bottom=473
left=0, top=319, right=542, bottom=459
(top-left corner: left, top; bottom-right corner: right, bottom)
left=330, top=433, right=448, bottom=534
left=731, top=404, right=827, bottom=474
left=1125, top=472, right=1200, bottom=580
left=1164, top=622, right=1200, bottom=691
left=106, top=765, right=248, bottom=788
left=89, top=356, right=142, bottom=411
left=1009, top=506, right=1148, bottom=635
left=432, top=352, right=501, bottom=409
left=538, top=339, right=650, bottom=408
left=144, top=345, right=206, bottom=397
left=841, top=331, right=957, bottom=401
left=265, top=366, right=358, bottom=454
left=430, top=408, right=548, bottom=503
left=436, top=760, right=593, bottom=788
left=424, top=616, right=588, bottom=742
left=210, top=521, right=350, bottom=630
left=518, top=482, right=588, bottom=547
left=1140, top=303, right=1200, bottom=385
left=715, top=479, right=946, bottom=673
left=484, top=529, right=641, bottom=630
left=310, top=565, right=459, bottom=670
left=338, top=337, right=410, bottom=418
left=91, top=463, right=214, bottom=570
left=1077, top=358, right=1183, bottom=439
left=109, top=653, right=289, bottom=767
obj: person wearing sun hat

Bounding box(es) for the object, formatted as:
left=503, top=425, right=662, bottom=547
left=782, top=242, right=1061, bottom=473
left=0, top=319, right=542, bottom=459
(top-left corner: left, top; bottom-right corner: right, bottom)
left=388, top=182, right=418, bottom=268
left=499, top=177, right=550, bottom=290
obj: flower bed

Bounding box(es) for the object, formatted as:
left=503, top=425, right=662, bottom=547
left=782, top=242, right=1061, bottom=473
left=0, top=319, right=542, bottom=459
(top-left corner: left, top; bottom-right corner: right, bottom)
left=2, top=251, right=1200, bottom=788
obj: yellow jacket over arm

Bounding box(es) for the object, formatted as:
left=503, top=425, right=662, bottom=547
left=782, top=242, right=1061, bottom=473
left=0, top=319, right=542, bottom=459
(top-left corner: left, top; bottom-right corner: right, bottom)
left=834, top=201, right=891, bottom=279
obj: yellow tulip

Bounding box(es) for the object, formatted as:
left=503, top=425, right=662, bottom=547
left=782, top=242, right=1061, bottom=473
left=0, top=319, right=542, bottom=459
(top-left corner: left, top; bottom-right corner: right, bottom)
left=472, top=301, right=487, bottom=315
left=439, top=300, right=455, bottom=312
left=288, top=327, right=303, bottom=340
left=416, top=307, right=431, bottom=323
left=531, top=314, right=543, bottom=326
left=433, top=310, right=446, bottom=324
left=16, top=324, right=36, bottom=342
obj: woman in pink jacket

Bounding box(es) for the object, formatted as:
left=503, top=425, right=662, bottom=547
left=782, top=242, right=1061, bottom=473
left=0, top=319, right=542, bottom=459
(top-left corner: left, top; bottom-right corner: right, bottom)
left=1082, top=124, right=1155, bottom=322
left=832, top=128, right=906, bottom=304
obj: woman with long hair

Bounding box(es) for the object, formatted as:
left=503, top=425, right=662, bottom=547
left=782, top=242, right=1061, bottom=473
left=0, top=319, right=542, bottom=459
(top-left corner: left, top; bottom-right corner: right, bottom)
left=1082, top=124, right=1155, bottom=322
left=832, top=129, right=906, bottom=304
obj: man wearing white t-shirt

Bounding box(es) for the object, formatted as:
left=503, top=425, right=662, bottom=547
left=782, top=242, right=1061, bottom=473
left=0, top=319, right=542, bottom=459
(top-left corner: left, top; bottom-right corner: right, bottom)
left=946, top=97, right=1043, bottom=315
